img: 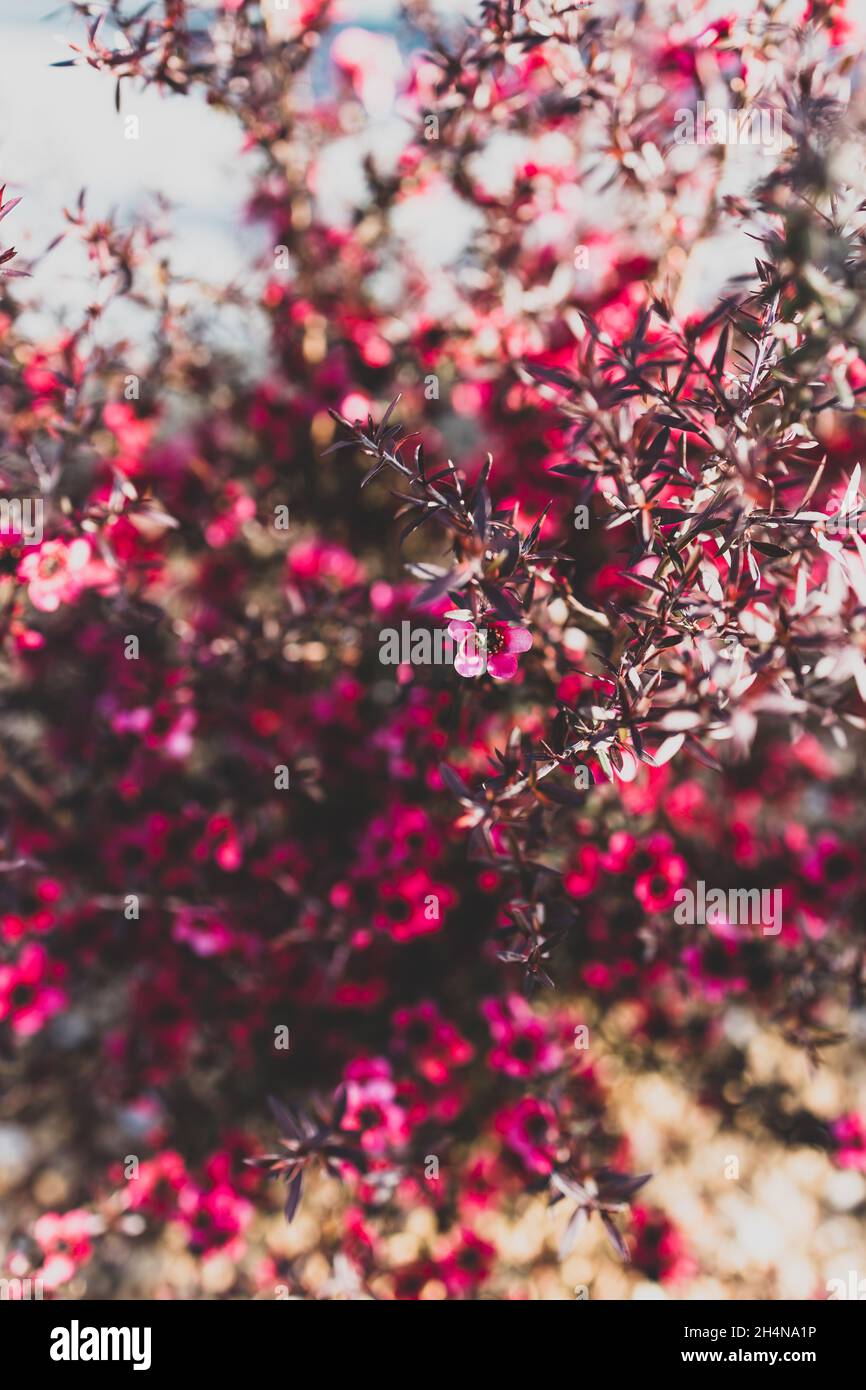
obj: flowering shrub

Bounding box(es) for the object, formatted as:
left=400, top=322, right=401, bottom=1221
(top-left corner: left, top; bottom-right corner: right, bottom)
left=1, top=0, right=866, bottom=1300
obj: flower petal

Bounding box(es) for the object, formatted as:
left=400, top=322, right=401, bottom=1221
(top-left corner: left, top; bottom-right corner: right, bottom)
left=504, top=625, right=532, bottom=654
left=488, top=653, right=518, bottom=680
left=455, top=638, right=487, bottom=678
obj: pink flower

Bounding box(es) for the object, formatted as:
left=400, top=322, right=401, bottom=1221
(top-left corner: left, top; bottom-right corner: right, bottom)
left=0, top=942, right=66, bottom=1037
left=439, top=1229, right=496, bottom=1295
left=802, top=834, right=859, bottom=898
left=631, top=836, right=688, bottom=913
left=102, top=401, right=154, bottom=474
left=831, top=1113, right=866, bottom=1171
left=494, top=1097, right=559, bottom=1174
left=630, top=1207, right=695, bottom=1283
left=601, top=832, right=637, bottom=873
left=483, top=996, right=562, bottom=1077
left=287, top=539, right=363, bottom=590
left=391, top=1001, right=474, bottom=1085
left=373, top=868, right=455, bottom=942
left=447, top=611, right=532, bottom=681
left=565, top=845, right=602, bottom=898
left=635, top=867, right=683, bottom=913
left=123, top=1152, right=189, bottom=1217
left=178, top=1181, right=253, bottom=1260
left=342, top=1058, right=410, bottom=1154
left=17, top=537, right=116, bottom=612
left=31, top=1209, right=96, bottom=1290
left=18, top=538, right=91, bottom=612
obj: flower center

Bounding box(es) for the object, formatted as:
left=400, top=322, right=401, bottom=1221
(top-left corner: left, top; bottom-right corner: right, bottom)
left=483, top=626, right=506, bottom=656
left=358, top=1104, right=384, bottom=1129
